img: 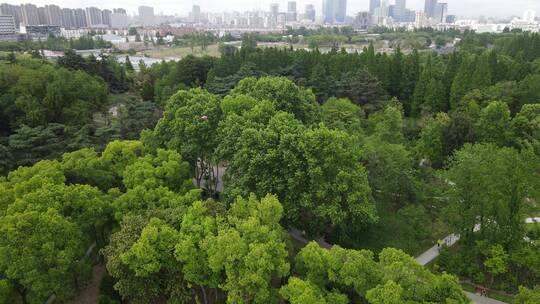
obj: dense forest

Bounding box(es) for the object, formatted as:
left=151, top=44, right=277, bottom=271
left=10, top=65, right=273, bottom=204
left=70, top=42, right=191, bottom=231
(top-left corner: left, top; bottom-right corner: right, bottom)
left=0, top=30, right=539, bottom=304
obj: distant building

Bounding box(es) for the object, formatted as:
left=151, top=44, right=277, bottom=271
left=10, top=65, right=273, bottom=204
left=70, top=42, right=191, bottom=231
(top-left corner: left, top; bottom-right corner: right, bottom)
left=45, top=4, right=62, bottom=26
left=0, top=4, right=22, bottom=28
left=374, top=0, right=389, bottom=18
left=61, top=28, right=88, bottom=39
left=270, top=3, right=279, bottom=16
left=21, top=4, right=40, bottom=25
left=191, top=5, right=201, bottom=23
left=0, top=14, right=21, bottom=41
left=21, top=24, right=61, bottom=39
left=434, top=3, right=448, bottom=23
left=111, top=9, right=128, bottom=28
left=96, top=33, right=124, bottom=44
left=61, top=8, right=75, bottom=29
left=74, top=9, right=87, bottom=28
left=37, top=6, right=47, bottom=24
left=446, top=15, right=456, bottom=24
left=354, top=12, right=372, bottom=29
left=404, top=10, right=416, bottom=23
left=287, top=1, right=297, bottom=22
left=0, top=14, right=15, bottom=34
left=323, top=0, right=347, bottom=24
left=86, top=7, right=103, bottom=27
left=523, top=9, right=536, bottom=23
left=269, top=3, right=279, bottom=26
left=369, top=0, right=380, bottom=15
left=304, top=4, right=316, bottom=22
left=138, top=6, right=155, bottom=26
left=392, top=0, right=406, bottom=22
left=335, top=0, right=347, bottom=23
left=415, top=11, right=428, bottom=28
left=102, top=9, right=112, bottom=27
left=424, top=0, right=438, bottom=18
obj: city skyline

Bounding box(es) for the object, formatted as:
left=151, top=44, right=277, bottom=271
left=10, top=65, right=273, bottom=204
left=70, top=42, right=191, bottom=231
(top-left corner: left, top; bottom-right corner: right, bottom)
left=0, top=0, right=537, bottom=18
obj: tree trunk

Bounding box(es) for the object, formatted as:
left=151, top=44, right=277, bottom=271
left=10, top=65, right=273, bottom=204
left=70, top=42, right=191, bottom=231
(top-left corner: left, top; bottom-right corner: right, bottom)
left=15, top=283, right=27, bottom=304
left=195, top=164, right=202, bottom=188
left=92, top=224, right=100, bottom=246
left=200, top=285, right=208, bottom=304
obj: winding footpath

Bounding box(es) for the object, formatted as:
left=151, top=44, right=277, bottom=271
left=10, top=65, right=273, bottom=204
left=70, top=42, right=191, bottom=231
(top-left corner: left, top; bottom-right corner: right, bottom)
left=288, top=218, right=540, bottom=304
left=414, top=217, right=540, bottom=304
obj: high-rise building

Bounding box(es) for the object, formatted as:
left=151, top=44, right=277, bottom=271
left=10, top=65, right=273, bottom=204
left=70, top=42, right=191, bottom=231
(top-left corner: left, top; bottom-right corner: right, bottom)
left=393, top=0, right=406, bottom=22
left=0, top=14, right=16, bottom=34
left=415, top=11, right=427, bottom=27
left=287, top=1, right=297, bottom=22
left=60, top=8, right=74, bottom=29
left=37, top=6, right=47, bottom=24
left=374, top=0, right=389, bottom=18
left=138, top=6, right=155, bottom=25
left=369, top=0, right=380, bottom=15
left=191, top=5, right=201, bottom=23
left=304, top=4, right=315, bottom=22
left=86, top=7, right=103, bottom=27
left=102, top=9, right=112, bottom=27
left=21, top=4, right=40, bottom=25
left=523, top=9, right=536, bottom=22
left=287, top=1, right=296, bottom=12
left=269, top=3, right=280, bottom=25
left=322, top=0, right=334, bottom=23
left=434, top=2, right=447, bottom=23
left=111, top=8, right=128, bottom=28
left=335, top=0, right=346, bottom=23
left=45, top=4, right=62, bottom=26
left=270, top=3, right=279, bottom=16
left=0, top=4, right=22, bottom=28
left=323, top=0, right=347, bottom=24
left=73, top=8, right=87, bottom=28
left=424, top=0, right=438, bottom=18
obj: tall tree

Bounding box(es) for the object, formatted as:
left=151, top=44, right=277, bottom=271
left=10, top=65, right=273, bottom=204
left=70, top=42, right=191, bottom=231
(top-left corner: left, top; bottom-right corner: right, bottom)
left=175, top=200, right=223, bottom=304
left=442, top=144, right=537, bottom=247
left=399, top=49, right=420, bottom=115
left=0, top=209, right=86, bottom=304
left=476, top=101, right=513, bottom=146
left=416, top=113, right=451, bottom=168
left=337, top=69, right=389, bottom=113
left=203, top=195, right=290, bottom=304
left=154, top=88, right=222, bottom=194
left=450, top=55, right=475, bottom=110
left=230, top=76, right=320, bottom=124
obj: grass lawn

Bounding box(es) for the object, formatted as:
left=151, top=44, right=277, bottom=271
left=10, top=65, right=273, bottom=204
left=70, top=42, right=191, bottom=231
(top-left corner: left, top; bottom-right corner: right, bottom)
left=343, top=204, right=450, bottom=257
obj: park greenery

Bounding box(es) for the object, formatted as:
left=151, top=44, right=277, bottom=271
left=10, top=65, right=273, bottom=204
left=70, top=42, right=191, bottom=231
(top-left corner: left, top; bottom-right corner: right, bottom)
left=0, top=28, right=540, bottom=304
left=0, top=35, right=112, bottom=53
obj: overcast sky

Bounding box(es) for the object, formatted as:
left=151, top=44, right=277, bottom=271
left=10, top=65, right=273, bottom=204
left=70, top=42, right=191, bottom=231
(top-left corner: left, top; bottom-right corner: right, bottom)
left=2, top=0, right=538, bottom=18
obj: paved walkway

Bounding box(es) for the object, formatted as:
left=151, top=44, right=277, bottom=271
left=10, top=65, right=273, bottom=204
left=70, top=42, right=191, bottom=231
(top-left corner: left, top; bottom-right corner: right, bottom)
left=525, top=217, right=540, bottom=224
left=415, top=219, right=536, bottom=266
left=416, top=233, right=460, bottom=266
left=415, top=218, right=538, bottom=304
left=289, top=227, right=332, bottom=249
left=465, top=292, right=507, bottom=304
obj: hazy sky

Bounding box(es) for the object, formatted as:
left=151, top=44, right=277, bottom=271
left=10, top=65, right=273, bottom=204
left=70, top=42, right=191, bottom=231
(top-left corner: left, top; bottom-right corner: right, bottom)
left=2, top=0, right=538, bottom=18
